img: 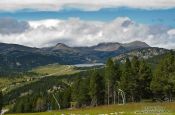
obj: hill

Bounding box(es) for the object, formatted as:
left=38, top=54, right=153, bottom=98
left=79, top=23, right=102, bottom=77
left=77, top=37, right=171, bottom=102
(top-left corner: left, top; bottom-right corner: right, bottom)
left=113, top=47, right=168, bottom=63
left=91, top=41, right=149, bottom=51
left=0, top=41, right=167, bottom=72
left=1, top=64, right=82, bottom=94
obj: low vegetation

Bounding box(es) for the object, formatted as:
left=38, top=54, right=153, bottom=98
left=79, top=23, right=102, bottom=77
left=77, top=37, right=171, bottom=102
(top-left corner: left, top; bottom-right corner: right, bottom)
left=7, top=102, right=175, bottom=115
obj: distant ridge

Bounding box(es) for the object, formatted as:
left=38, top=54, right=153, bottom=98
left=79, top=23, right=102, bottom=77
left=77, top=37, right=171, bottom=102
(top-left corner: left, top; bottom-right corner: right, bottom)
left=0, top=40, right=150, bottom=51
left=122, top=41, right=150, bottom=49
left=92, top=41, right=150, bottom=51
left=0, top=41, right=167, bottom=72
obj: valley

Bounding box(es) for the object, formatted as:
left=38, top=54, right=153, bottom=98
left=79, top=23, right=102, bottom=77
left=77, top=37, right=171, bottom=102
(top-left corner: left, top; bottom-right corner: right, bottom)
left=0, top=41, right=163, bottom=72
left=0, top=41, right=174, bottom=115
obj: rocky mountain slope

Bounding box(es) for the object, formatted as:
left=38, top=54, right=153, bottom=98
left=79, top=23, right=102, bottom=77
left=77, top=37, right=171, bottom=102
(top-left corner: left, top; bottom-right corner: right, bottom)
left=113, top=47, right=168, bottom=63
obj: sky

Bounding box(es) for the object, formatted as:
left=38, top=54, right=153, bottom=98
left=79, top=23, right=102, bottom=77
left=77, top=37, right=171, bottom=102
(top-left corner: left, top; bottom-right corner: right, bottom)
left=0, top=0, right=175, bottom=49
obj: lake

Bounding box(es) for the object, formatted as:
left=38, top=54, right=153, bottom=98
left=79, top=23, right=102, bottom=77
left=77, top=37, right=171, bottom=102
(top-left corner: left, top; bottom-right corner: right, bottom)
left=73, top=63, right=105, bottom=67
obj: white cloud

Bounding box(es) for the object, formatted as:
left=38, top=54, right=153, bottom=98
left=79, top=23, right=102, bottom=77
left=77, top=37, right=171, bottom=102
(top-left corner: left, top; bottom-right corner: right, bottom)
left=29, top=19, right=61, bottom=28
left=168, top=29, right=175, bottom=36
left=0, top=17, right=174, bottom=49
left=0, top=0, right=175, bottom=11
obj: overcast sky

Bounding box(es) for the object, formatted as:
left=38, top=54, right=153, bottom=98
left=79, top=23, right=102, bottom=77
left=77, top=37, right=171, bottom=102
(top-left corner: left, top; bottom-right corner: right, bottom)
left=0, top=0, right=175, bottom=49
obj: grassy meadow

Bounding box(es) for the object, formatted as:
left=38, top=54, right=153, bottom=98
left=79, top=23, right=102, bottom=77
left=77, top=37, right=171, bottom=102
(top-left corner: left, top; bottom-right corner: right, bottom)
left=1, top=64, right=81, bottom=93
left=6, top=102, right=175, bottom=115
left=31, top=64, right=80, bottom=76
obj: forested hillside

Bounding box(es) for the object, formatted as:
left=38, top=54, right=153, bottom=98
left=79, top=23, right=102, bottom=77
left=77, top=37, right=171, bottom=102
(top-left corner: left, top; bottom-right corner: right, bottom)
left=2, top=51, right=175, bottom=114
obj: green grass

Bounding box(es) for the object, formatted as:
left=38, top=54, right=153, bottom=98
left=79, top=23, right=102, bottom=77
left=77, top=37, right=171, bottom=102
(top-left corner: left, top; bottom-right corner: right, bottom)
left=7, top=102, right=175, bottom=115
left=0, top=77, right=27, bottom=90
left=1, top=64, right=80, bottom=94
left=31, top=64, right=80, bottom=76
left=1, top=64, right=86, bottom=92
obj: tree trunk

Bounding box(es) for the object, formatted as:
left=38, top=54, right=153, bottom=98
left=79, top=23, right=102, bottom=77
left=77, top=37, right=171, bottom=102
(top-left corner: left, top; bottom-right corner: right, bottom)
left=108, top=82, right=110, bottom=105
left=113, top=91, right=116, bottom=104
left=131, top=91, right=134, bottom=102
left=169, top=91, right=172, bottom=102
left=118, top=91, right=120, bottom=104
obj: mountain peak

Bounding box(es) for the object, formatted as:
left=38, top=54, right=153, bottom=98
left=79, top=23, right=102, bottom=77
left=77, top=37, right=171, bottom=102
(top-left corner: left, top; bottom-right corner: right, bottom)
left=93, top=42, right=122, bottom=51
left=123, top=41, right=150, bottom=49
left=51, top=43, right=72, bottom=51
left=55, top=43, right=69, bottom=47
left=92, top=41, right=149, bottom=52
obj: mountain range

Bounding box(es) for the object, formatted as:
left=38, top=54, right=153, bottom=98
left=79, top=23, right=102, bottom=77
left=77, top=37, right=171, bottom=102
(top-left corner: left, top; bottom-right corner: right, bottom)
left=0, top=41, right=169, bottom=71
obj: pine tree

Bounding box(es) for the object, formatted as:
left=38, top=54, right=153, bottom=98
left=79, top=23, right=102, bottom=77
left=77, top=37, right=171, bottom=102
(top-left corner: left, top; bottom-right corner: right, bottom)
left=113, top=61, right=121, bottom=104
left=90, top=70, right=105, bottom=106
left=71, top=77, right=81, bottom=104
left=120, top=58, right=134, bottom=102
left=71, top=78, right=90, bottom=107
left=130, top=56, right=140, bottom=102
left=151, top=51, right=175, bottom=101
left=78, top=79, right=90, bottom=107
left=23, top=98, right=32, bottom=112
left=0, top=91, right=3, bottom=113
left=138, top=60, right=152, bottom=100
left=35, top=97, right=46, bottom=112
left=15, top=99, right=24, bottom=113
left=105, top=58, right=116, bottom=104
left=62, top=87, right=71, bottom=108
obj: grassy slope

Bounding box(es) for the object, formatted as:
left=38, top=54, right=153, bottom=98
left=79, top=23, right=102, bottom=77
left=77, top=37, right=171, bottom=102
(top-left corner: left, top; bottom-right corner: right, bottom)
left=2, top=64, right=81, bottom=95
left=31, top=64, right=80, bottom=76
left=7, top=102, right=175, bottom=115
left=0, top=77, right=32, bottom=92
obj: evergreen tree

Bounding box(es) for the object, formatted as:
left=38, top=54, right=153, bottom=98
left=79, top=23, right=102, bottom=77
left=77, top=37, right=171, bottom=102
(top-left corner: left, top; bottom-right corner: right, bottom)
left=120, top=58, right=134, bottom=102
left=90, top=70, right=105, bottom=106
left=0, top=91, right=3, bottom=113
left=71, top=78, right=90, bottom=107
left=78, top=79, right=90, bottom=107
left=62, top=87, right=71, bottom=108
left=23, top=98, right=32, bottom=113
left=50, top=95, right=57, bottom=110
left=71, top=77, right=81, bottom=103
left=35, top=97, right=46, bottom=112
left=14, top=99, right=24, bottom=113
left=130, top=56, right=140, bottom=102
left=105, top=58, right=116, bottom=104
left=138, top=60, right=152, bottom=99
left=114, top=62, right=121, bottom=81
left=113, top=61, right=121, bottom=104
left=151, top=52, right=175, bottom=101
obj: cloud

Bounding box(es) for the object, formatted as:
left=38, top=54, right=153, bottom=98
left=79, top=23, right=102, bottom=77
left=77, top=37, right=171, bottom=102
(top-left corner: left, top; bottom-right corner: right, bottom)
left=168, top=29, right=175, bottom=35
left=0, top=18, right=29, bottom=34
left=0, top=17, right=174, bottom=49
left=0, top=0, right=175, bottom=11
